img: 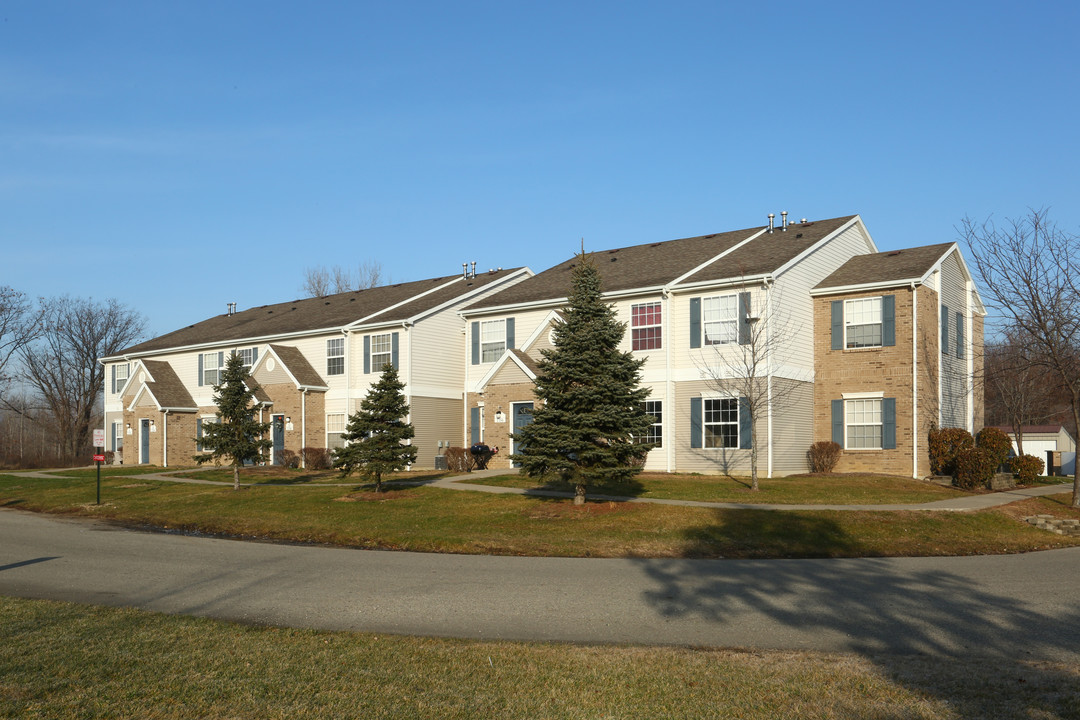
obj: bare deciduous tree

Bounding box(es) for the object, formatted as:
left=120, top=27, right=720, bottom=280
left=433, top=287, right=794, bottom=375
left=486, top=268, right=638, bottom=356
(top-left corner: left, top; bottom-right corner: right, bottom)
left=984, top=333, right=1054, bottom=456
left=961, top=208, right=1080, bottom=506
left=694, top=281, right=805, bottom=491
left=301, top=260, right=387, bottom=297
left=20, top=297, right=146, bottom=459
left=0, top=286, right=38, bottom=398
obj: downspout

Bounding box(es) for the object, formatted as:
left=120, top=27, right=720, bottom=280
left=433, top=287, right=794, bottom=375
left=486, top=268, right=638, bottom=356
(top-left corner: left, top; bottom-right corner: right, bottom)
left=343, top=328, right=352, bottom=418
left=162, top=410, right=169, bottom=468
left=404, top=320, right=414, bottom=470
left=662, top=287, right=674, bottom=473
left=911, top=281, right=919, bottom=479
left=765, top=280, right=773, bottom=479
left=301, top=389, right=307, bottom=469
left=462, top=318, right=470, bottom=448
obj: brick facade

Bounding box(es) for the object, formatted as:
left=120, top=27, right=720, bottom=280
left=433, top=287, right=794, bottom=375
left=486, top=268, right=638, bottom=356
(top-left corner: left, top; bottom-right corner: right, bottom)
left=466, top=382, right=536, bottom=470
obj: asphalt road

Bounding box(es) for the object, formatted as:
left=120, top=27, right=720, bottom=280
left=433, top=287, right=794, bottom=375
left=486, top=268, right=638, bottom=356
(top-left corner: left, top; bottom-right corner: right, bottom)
left=2, top=509, right=1078, bottom=661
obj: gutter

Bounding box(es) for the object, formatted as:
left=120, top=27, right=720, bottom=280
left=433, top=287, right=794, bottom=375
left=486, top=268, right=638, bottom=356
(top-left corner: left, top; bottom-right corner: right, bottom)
left=912, top=281, right=919, bottom=479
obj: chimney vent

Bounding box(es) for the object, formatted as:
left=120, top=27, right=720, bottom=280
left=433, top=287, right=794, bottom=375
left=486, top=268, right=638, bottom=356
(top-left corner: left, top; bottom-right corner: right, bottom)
left=226, top=302, right=237, bottom=316
left=462, top=263, right=468, bottom=279
left=781, top=211, right=788, bottom=231
left=767, top=213, right=775, bottom=233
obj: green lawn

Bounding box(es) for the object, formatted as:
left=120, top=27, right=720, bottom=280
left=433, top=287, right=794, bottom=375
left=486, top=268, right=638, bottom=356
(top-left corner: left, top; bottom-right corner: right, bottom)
left=2, top=472, right=1078, bottom=558
left=466, top=471, right=971, bottom=504
left=1, top=596, right=1077, bottom=720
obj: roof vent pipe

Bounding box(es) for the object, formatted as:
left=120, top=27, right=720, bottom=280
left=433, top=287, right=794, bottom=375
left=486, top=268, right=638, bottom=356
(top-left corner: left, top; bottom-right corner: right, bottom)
left=768, top=213, right=775, bottom=233
left=462, top=263, right=468, bottom=279
left=471, top=261, right=477, bottom=279
left=226, top=302, right=236, bottom=316
left=781, top=211, right=788, bottom=231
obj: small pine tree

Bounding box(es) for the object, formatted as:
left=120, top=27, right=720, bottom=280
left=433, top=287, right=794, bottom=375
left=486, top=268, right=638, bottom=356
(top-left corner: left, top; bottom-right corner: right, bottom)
left=511, top=252, right=653, bottom=503
left=193, top=352, right=272, bottom=490
left=333, top=362, right=417, bottom=492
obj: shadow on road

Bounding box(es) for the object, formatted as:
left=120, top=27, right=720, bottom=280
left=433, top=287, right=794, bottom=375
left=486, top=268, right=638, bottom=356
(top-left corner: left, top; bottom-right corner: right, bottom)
left=0, top=556, right=59, bottom=572
left=637, top=512, right=1080, bottom=718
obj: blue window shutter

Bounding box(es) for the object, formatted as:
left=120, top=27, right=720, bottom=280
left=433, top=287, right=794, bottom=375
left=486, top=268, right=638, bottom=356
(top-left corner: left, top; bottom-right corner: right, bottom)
left=251, top=346, right=258, bottom=363
left=218, top=351, right=224, bottom=372
left=196, top=418, right=203, bottom=453
left=941, top=305, right=949, bottom=352
left=832, top=399, right=845, bottom=448
left=690, top=397, right=703, bottom=448
left=471, top=322, right=480, bottom=365
left=363, top=336, right=371, bottom=374
left=391, top=332, right=400, bottom=371
left=956, top=312, right=964, bottom=359
left=111, top=365, right=116, bottom=394
left=689, top=298, right=701, bottom=349
left=831, top=301, right=843, bottom=350
left=738, top=292, right=751, bottom=346
left=110, top=422, right=117, bottom=451
left=882, top=295, right=896, bottom=346
left=470, top=407, right=481, bottom=444
left=198, top=354, right=204, bottom=387
left=506, top=317, right=515, bottom=350
left=739, top=397, right=752, bottom=449
left=883, top=398, right=897, bottom=449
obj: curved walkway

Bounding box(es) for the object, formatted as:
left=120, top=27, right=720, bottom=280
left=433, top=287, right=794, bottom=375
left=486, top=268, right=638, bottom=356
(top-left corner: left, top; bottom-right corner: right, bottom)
left=8, top=466, right=1072, bottom=512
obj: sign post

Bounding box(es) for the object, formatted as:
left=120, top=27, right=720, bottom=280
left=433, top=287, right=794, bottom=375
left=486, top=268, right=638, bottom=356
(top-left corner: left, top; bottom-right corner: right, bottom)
left=92, top=429, right=106, bottom=504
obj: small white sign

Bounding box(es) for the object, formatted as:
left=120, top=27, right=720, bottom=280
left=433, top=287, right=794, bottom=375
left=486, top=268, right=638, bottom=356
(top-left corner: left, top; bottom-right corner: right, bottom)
left=93, top=429, right=106, bottom=447
left=494, top=411, right=506, bottom=424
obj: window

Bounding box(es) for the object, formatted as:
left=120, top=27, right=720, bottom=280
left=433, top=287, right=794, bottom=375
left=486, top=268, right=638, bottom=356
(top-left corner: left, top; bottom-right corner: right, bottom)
left=640, top=400, right=662, bottom=447
left=113, top=422, right=123, bottom=453
left=111, top=363, right=130, bottom=395
left=846, top=398, right=883, bottom=449
left=704, top=398, right=739, bottom=448
left=202, top=352, right=221, bottom=386
left=845, top=297, right=883, bottom=348
left=370, top=333, right=392, bottom=370
left=703, top=295, right=738, bottom=346
left=941, top=304, right=950, bottom=354
left=238, top=347, right=256, bottom=369
left=631, top=303, right=662, bottom=351
left=326, top=413, right=346, bottom=450
left=481, top=320, right=506, bottom=363
left=327, top=338, right=344, bottom=376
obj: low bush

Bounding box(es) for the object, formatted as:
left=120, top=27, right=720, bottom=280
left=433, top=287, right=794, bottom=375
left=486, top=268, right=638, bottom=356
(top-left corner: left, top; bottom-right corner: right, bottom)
left=302, top=447, right=331, bottom=470
left=102, top=451, right=115, bottom=465
left=955, top=446, right=996, bottom=490
left=1009, top=454, right=1045, bottom=485
left=278, top=449, right=300, bottom=469
left=928, top=426, right=974, bottom=476
left=444, top=447, right=475, bottom=473
left=976, top=426, right=1012, bottom=469
left=807, top=441, right=841, bottom=473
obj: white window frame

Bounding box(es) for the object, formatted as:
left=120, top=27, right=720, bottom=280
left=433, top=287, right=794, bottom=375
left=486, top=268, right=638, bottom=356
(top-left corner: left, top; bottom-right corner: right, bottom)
left=640, top=400, right=662, bottom=447
left=844, top=394, right=884, bottom=450
left=370, top=333, right=392, bottom=370
left=703, top=397, right=739, bottom=448
left=202, top=352, right=221, bottom=386
left=114, top=423, right=124, bottom=453
left=480, top=319, right=506, bottom=363
left=238, top=347, right=256, bottom=369
left=327, top=338, right=345, bottom=376
left=114, top=363, right=129, bottom=394
left=703, top=294, right=738, bottom=346
left=631, top=302, right=662, bottom=351
left=326, top=412, right=346, bottom=450
left=844, top=297, right=883, bottom=349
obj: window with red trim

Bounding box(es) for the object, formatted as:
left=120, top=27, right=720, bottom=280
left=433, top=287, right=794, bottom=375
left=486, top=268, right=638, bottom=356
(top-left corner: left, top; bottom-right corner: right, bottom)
left=631, top=302, right=662, bottom=351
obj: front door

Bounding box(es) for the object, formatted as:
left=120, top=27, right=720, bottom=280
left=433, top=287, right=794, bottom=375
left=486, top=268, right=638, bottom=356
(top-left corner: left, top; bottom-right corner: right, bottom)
left=272, top=415, right=285, bottom=465
left=511, top=402, right=533, bottom=466
left=139, top=419, right=150, bottom=464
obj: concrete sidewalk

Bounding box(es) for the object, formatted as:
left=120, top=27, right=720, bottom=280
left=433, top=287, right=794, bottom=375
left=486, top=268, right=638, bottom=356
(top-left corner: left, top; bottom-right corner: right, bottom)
left=8, top=465, right=1073, bottom=512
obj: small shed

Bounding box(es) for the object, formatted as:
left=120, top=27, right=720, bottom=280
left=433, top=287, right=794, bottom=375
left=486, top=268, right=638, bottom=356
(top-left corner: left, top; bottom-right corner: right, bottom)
left=989, top=425, right=1077, bottom=476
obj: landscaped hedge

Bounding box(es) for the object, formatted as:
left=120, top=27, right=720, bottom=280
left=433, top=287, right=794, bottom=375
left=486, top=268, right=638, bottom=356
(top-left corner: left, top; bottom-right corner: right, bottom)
left=278, top=449, right=300, bottom=469
left=955, top=446, right=997, bottom=490
left=302, top=447, right=331, bottom=470
left=1010, top=454, right=1045, bottom=485
left=928, top=426, right=973, bottom=476
left=976, top=426, right=1012, bottom=470
left=444, top=447, right=475, bottom=473
left=807, top=441, right=841, bottom=473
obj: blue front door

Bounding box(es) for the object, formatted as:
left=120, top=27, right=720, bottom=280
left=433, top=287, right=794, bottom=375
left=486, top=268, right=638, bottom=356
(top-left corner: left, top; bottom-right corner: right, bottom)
left=272, top=415, right=285, bottom=465
left=511, top=402, right=533, bottom=466
left=140, top=419, right=150, bottom=464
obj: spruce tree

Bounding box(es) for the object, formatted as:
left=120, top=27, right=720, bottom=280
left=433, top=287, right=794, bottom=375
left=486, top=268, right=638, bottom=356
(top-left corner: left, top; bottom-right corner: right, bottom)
left=511, top=252, right=653, bottom=503
left=333, top=362, right=417, bottom=492
left=193, top=351, right=272, bottom=490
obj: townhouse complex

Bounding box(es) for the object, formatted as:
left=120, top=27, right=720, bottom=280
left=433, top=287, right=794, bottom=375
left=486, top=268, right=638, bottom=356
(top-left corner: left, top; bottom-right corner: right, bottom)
left=101, top=213, right=984, bottom=479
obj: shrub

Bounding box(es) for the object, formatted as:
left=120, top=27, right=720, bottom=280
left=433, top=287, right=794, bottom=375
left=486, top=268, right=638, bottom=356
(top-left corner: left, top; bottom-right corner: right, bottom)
left=1010, top=454, right=1045, bottom=485
left=443, top=447, right=475, bottom=473
left=102, top=451, right=115, bottom=465
left=975, top=426, right=1012, bottom=470
left=302, top=447, right=331, bottom=470
left=807, top=441, right=841, bottom=473
left=278, top=449, right=300, bottom=469
left=928, top=426, right=974, bottom=476
left=955, top=446, right=997, bottom=490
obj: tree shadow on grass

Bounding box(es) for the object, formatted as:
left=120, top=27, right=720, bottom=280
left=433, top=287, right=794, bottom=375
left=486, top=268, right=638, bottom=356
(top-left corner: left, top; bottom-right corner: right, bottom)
left=515, top=477, right=647, bottom=500
left=637, top=510, right=1080, bottom=718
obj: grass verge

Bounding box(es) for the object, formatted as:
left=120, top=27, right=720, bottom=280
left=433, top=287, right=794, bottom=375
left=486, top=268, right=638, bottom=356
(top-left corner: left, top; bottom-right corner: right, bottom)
left=1, top=596, right=1077, bottom=720
left=2, top=473, right=1078, bottom=558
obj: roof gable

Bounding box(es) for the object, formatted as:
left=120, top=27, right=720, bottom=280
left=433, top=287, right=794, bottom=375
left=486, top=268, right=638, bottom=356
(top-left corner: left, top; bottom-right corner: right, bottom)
left=813, top=242, right=957, bottom=292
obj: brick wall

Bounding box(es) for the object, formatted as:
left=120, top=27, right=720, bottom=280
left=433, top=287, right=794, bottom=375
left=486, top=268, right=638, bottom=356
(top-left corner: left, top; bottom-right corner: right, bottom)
left=466, top=382, right=536, bottom=469
left=263, top=383, right=326, bottom=456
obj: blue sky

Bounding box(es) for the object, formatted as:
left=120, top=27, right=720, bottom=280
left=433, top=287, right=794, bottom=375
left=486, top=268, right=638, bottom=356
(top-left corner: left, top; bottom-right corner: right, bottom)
left=3, top=1, right=1077, bottom=339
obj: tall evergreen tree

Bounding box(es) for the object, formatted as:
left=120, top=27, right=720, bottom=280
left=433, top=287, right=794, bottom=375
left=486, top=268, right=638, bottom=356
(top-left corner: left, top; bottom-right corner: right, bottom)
left=333, top=362, right=417, bottom=492
left=511, top=252, right=653, bottom=504
left=193, top=351, right=272, bottom=490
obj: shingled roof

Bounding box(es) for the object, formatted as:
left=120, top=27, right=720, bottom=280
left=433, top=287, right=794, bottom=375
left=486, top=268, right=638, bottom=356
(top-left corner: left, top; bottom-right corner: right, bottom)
left=137, top=360, right=197, bottom=410
left=813, top=242, right=956, bottom=291
left=114, top=268, right=523, bottom=357
left=466, top=216, right=857, bottom=310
